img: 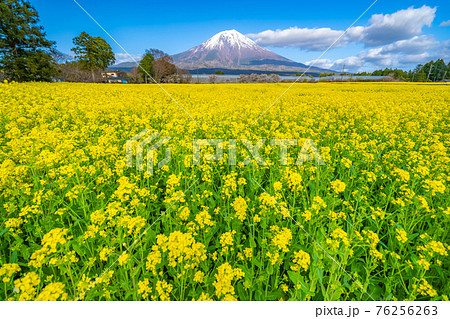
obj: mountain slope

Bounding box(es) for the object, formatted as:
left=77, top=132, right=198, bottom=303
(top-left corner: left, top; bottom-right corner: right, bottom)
left=172, top=30, right=330, bottom=73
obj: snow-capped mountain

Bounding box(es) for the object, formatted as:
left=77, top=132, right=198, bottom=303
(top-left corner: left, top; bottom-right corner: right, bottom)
left=172, top=30, right=328, bottom=73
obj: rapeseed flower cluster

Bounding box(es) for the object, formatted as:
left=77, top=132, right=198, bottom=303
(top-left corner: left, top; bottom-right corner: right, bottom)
left=213, top=262, right=245, bottom=300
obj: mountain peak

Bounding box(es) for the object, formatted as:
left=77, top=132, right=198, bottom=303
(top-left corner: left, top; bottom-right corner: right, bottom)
left=172, top=29, right=331, bottom=73
left=202, top=29, right=258, bottom=50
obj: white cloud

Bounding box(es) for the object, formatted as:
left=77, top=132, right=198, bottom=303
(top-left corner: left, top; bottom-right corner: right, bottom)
left=304, top=59, right=334, bottom=70
left=378, top=35, right=439, bottom=54
left=332, top=56, right=366, bottom=73
left=114, top=53, right=142, bottom=64
left=401, top=53, right=431, bottom=64
left=248, top=27, right=347, bottom=51
left=439, top=20, right=450, bottom=27
left=248, top=6, right=436, bottom=50
left=434, top=40, right=450, bottom=59
left=356, top=6, right=436, bottom=46
left=322, top=36, right=446, bottom=72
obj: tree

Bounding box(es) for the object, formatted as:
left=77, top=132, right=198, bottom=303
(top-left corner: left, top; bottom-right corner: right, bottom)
left=412, top=64, right=426, bottom=82
left=0, top=0, right=56, bottom=81
left=128, top=66, right=140, bottom=83
left=147, top=49, right=177, bottom=82
left=138, top=50, right=155, bottom=83
left=56, top=61, right=91, bottom=82
left=153, top=56, right=177, bottom=82
left=71, top=32, right=115, bottom=82
left=209, top=74, right=217, bottom=83
left=430, top=59, right=447, bottom=81
left=137, top=48, right=188, bottom=83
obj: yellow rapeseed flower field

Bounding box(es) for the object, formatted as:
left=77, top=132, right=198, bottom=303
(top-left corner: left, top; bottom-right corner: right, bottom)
left=0, top=82, right=449, bottom=301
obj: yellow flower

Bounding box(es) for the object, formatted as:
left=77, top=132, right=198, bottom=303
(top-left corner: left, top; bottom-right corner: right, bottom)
left=243, top=247, right=253, bottom=259
left=287, top=172, right=303, bottom=190
left=118, top=215, right=146, bottom=235
left=396, top=228, right=408, bottom=243
left=146, top=231, right=206, bottom=273
left=328, top=211, right=346, bottom=221
left=193, top=271, right=205, bottom=283
left=118, top=253, right=129, bottom=266
left=195, top=210, right=215, bottom=228
left=14, top=272, right=40, bottom=301
left=232, top=196, right=247, bottom=222
left=311, top=196, right=327, bottom=211
left=196, top=292, right=213, bottom=301
left=220, top=230, right=236, bottom=253
left=423, top=180, right=446, bottom=196
left=341, top=157, right=352, bottom=168
left=331, top=228, right=350, bottom=247
left=370, top=207, right=385, bottom=220
left=155, top=280, right=173, bottom=301
left=178, top=206, right=190, bottom=221
left=266, top=251, right=280, bottom=265
left=426, top=241, right=447, bottom=256
left=213, top=262, right=244, bottom=299
left=0, top=263, right=21, bottom=282
left=138, top=279, right=152, bottom=299
left=416, top=279, right=437, bottom=297
left=273, top=181, right=283, bottom=191
left=362, top=230, right=380, bottom=249
left=99, top=247, right=114, bottom=261
left=29, top=228, right=68, bottom=268
left=443, top=207, right=450, bottom=216
left=330, top=180, right=346, bottom=193
left=417, top=258, right=430, bottom=270
left=146, top=248, right=162, bottom=274
left=269, top=226, right=292, bottom=252
left=291, top=250, right=310, bottom=272
left=36, top=282, right=68, bottom=301
left=393, top=168, right=410, bottom=183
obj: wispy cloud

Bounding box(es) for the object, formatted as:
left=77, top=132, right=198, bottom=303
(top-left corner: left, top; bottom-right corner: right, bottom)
left=440, top=20, right=450, bottom=27
left=306, top=35, right=446, bottom=73
left=247, top=27, right=348, bottom=51
left=114, top=53, right=142, bottom=64
left=248, top=6, right=436, bottom=51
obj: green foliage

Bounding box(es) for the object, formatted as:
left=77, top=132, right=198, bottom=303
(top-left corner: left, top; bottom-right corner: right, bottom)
left=215, top=70, right=225, bottom=75
left=137, top=48, right=179, bottom=83
left=372, top=68, right=408, bottom=80
left=353, top=72, right=371, bottom=76
left=416, top=59, right=449, bottom=82
left=319, top=73, right=337, bottom=77
left=138, top=50, right=155, bottom=82
left=71, top=32, right=115, bottom=81
left=0, top=0, right=56, bottom=81
left=371, top=59, right=449, bottom=82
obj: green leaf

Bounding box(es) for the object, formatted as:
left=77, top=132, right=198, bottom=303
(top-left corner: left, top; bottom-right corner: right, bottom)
left=12, top=251, right=18, bottom=263
left=0, top=227, right=10, bottom=237
left=237, top=283, right=246, bottom=300
left=288, top=271, right=315, bottom=296
left=267, top=290, right=284, bottom=300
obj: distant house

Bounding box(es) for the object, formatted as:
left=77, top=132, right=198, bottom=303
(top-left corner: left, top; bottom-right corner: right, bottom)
left=101, top=71, right=120, bottom=78
left=101, top=70, right=128, bottom=83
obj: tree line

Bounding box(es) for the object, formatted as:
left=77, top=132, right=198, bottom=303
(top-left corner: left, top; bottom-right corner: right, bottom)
left=368, top=60, right=450, bottom=82
left=319, top=60, right=450, bottom=82
left=0, top=0, right=188, bottom=83
left=1, top=0, right=448, bottom=83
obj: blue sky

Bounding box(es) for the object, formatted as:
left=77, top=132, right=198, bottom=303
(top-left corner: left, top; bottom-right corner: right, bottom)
left=30, top=0, right=450, bottom=72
